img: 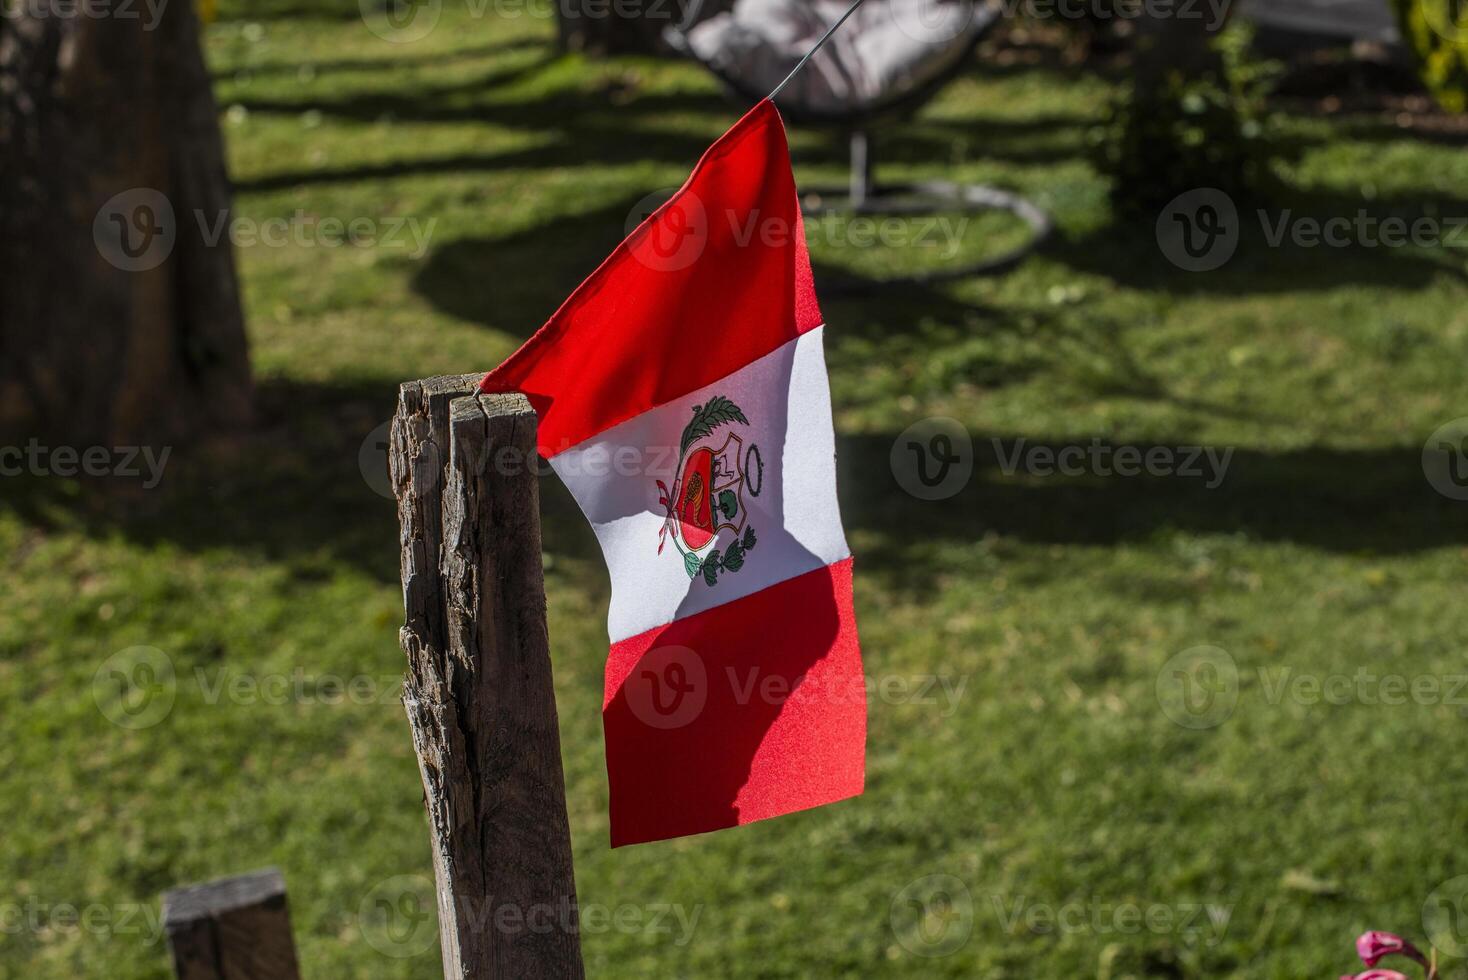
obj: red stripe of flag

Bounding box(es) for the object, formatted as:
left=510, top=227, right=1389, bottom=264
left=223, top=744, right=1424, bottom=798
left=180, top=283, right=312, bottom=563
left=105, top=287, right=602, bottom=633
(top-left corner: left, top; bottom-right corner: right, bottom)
left=603, top=559, right=864, bottom=847
left=480, top=100, right=823, bottom=457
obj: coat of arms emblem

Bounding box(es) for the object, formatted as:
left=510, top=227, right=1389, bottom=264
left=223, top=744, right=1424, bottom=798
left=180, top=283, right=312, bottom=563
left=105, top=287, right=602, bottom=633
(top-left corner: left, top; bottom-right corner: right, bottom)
left=657, top=395, right=763, bottom=586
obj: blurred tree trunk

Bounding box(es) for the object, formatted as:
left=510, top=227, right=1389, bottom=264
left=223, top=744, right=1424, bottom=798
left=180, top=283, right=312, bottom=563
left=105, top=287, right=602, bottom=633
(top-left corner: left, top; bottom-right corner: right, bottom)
left=0, top=1, right=252, bottom=448
left=1133, top=6, right=1232, bottom=88
left=556, top=0, right=673, bottom=55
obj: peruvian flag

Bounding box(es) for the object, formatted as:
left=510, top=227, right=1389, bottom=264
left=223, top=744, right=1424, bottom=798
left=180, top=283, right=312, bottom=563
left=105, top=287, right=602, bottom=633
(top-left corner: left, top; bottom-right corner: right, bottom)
left=480, top=100, right=865, bottom=847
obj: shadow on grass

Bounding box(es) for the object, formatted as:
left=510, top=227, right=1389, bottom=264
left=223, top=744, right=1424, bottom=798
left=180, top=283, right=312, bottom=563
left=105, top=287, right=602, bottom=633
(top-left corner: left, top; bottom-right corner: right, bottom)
left=0, top=376, right=597, bottom=587
left=31, top=293, right=1439, bottom=598
left=231, top=75, right=734, bottom=193
left=238, top=121, right=1096, bottom=197
left=21, top=96, right=1467, bottom=589
left=412, top=193, right=1044, bottom=357
left=859, top=113, right=1103, bottom=170
left=219, top=0, right=365, bottom=22
left=211, top=37, right=546, bottom=82
left=234, top=113, right=1097, bottom=196
left=407, top=193, right=1311, bottom=421
left=821, top=289, right=1271, bottom=422
left=411, top=200, right=638, bottom=333
left=229, top=47, right=1090, bottom=194
left=3, top=386, right=1458, bottom=600
left=842, top=429, right=1468, bottom=597
left=1054, top=185, right=1468, bottom=296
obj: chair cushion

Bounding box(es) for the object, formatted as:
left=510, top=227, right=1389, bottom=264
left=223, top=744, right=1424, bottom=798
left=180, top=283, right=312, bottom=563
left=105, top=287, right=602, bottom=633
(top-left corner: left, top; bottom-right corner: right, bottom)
left=687, top=0, right=986, bottom=116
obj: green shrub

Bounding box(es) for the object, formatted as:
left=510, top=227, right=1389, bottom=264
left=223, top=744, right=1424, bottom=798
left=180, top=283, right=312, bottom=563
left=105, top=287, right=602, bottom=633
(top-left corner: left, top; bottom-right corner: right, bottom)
left=1391, top=0, right=1468, bottom=112
left=1010, top=0, right=1131, bottom=50
left=1094, top=23, right=1281, bottom=217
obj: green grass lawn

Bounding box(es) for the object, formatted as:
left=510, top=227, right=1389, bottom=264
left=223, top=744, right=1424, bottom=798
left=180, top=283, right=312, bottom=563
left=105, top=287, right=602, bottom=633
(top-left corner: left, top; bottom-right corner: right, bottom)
left=4, top=5, right=1468, bottom=978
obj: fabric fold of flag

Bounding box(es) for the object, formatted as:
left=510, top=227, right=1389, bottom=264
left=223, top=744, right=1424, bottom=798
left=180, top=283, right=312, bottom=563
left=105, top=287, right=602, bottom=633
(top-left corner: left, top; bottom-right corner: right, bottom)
left=481, top=99, right=865, bottom=847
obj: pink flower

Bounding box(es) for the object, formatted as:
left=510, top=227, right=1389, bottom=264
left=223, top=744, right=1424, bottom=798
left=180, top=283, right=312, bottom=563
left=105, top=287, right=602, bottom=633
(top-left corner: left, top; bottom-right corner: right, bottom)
left=1340, top=971, right=1409, bottom=980
left=1356, top=931, right=1429, bottom=969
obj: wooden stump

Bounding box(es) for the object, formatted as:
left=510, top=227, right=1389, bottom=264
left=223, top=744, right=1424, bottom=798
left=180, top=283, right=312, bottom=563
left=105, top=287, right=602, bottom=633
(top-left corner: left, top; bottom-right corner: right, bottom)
left=162, top=868, right=301, bottom=980
left=390, top=376, right=584, bottom=980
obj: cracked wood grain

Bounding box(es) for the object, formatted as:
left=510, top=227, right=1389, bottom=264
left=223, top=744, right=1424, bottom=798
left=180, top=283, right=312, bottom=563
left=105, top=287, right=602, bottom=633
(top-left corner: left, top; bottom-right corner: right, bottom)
left=390, top=377, right=583, bottom=980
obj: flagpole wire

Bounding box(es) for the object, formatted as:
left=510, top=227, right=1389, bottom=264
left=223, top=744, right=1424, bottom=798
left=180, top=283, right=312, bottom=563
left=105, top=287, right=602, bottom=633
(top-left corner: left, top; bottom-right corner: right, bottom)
left=766, top=0, right=868, bottom=102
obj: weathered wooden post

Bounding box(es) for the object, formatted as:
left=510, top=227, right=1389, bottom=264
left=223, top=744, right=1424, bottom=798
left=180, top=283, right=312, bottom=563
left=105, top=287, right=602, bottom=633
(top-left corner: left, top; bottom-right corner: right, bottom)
left=389, top=375, right=584, bottom=979
left=162, top=868, right=301, bottom=980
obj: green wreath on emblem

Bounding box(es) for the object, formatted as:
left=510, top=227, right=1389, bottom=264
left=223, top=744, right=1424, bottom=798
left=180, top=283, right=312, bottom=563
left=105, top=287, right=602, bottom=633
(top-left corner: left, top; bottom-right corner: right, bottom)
left=659, top=396, right=759, bottom=587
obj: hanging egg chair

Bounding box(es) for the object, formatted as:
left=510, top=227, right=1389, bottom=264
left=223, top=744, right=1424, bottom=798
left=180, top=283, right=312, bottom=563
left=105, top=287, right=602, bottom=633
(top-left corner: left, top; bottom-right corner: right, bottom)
left=665, top=0, right=1053, bottom=285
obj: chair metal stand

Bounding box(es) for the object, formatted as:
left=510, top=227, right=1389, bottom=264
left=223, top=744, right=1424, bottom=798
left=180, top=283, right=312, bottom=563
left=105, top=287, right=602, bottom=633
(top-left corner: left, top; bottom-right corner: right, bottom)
left=796, top=128, right=1054, bottom=288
